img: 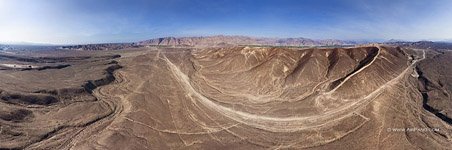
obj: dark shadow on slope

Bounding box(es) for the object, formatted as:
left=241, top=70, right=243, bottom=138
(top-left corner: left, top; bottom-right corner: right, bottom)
left=328, top=47, right=379, bottom=90
left=416, top=66, right=452, bottom=125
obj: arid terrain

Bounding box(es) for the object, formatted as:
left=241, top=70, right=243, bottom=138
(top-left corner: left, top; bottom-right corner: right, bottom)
left=0, top=43, right=451, bottom=149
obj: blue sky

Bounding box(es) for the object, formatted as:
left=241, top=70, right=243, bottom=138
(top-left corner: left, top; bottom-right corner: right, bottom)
left=1, top=0, right=452, bottom=44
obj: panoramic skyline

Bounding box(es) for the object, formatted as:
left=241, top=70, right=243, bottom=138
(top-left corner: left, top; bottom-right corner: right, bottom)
left=1, top=0, right=452, bottom=44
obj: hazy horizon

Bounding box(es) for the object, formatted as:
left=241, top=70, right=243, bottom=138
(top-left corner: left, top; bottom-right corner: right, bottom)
left=1, top=0, right=452, bottom=44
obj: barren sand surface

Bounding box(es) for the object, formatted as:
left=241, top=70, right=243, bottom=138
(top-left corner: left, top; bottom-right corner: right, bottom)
left=0, top=46, right=451, bottom=149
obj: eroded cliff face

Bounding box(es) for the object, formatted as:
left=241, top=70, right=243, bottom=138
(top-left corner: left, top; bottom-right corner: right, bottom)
left=1, top=46, right=451, bottom=149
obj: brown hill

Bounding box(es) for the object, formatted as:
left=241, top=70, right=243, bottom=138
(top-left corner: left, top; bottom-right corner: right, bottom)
left=0, top=45, right=451, bottom=149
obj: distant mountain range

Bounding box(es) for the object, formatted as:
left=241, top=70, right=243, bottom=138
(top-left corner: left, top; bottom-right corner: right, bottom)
left=59, top=43, right=140, bottom=51
left=137, top=35, right=356, bottom=47
left=58, top=35, right=357, bottom=50
left=4, top=35, right=452, bottom=51
left=386, top=41, right=452, bottom=50
left=0, top=44, right=11, bottom=51
left=0, top=41, right=55, bottom=46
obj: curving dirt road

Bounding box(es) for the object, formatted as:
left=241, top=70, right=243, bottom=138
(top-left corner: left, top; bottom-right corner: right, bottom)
left=3, top=46, right=449, bottom=150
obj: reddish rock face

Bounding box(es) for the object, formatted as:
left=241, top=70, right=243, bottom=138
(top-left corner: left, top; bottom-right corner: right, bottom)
left=0, top=46, right=450, bottom=149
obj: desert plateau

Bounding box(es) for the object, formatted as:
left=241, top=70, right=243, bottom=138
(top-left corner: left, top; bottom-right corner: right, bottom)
left=1, top=38, right=451, bottom=149
left=1, top=0, right=452, bottom=149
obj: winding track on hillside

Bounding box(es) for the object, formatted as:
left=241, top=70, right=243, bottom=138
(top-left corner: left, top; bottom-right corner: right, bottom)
left=160, top=47, right=426, bottom=132
left=61, top=47, right=427, bottom=149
